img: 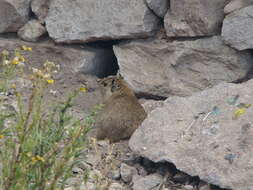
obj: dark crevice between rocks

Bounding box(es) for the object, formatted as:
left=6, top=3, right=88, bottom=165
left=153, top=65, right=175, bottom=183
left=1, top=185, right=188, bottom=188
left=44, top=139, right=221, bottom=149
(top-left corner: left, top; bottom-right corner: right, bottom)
left=0, top=32, right=18, bottom=39
left=85, top=39, right=123, bottom=48
left=136, top=92, right=167, bottom=101
left=232, top=59, right=253, bottom=84
left=165, top=35, right=214, bottom=42
left=135, top=157, right=231, bottom=190
left=29, top=6, right=37, bottom=20
left=83, top=40, right=120, bottom=78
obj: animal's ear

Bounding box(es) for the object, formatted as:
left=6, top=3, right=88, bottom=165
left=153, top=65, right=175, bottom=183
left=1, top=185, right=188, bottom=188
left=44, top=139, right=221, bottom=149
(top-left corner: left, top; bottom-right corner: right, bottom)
left=116, top=71, right=123, bottom=79
left=111, top=78, right=120, bottom=92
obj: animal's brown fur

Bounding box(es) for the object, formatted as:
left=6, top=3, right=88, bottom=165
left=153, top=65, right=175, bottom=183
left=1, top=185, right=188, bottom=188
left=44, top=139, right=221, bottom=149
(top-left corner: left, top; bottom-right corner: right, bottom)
left=93, top=75, right=147, bottom=142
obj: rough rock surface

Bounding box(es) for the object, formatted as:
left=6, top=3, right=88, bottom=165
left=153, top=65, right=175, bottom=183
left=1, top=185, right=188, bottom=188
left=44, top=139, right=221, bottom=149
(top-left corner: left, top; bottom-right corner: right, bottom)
left=45, top=0, right=160, bottom=43
left=108, top=183, right=125, bottom=190
left=133, top=174, right=163, bottom=190
left=146, top=0, right=169, bottom=18
left=142, top=100, right=164, bottom=114
left=31, top=0, right=50, bottom=23
left=222, top=5, right=253, bottom=50
left=114, top=36, right=253, bottom=97
left=130, top=79, right=253, bottom=190
left=17, top=20, right=47, bottom=42
left=0, top=0, right=31, bottom=33
left=224, top=0, right=253, bottom=14
left=164, top=0, right=227, bottom=37
left=120, top=163, right=138, bottom=183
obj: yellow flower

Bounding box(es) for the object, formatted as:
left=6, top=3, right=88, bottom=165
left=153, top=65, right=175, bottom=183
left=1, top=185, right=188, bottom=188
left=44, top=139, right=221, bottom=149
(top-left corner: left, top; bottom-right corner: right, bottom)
left=35, top=155, right=45, bottom=162
left=233, top=108, right=246, bottom=120
left=1, top=50, right=9, bottom=56
left=31, top=155, right=45, bottom=164
left=11, top=57, right=20, bottom=65
left=21, top=45, right=27, bottom=51
left=18, top=55, right=25, bottom=62
left=31, top=157, right=37, bottom=164
left=21, top=45, right=32, bottom=51
left=46, top=79, right=54, bottom=84
left=0, top=134, right=4, bottom=139
left=79, top=87, right=88, bottom=92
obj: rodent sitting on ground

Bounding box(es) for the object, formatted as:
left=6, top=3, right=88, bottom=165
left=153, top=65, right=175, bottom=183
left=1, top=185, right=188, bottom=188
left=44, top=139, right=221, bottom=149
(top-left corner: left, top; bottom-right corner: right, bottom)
left=91, top=75, right=147, bottom=143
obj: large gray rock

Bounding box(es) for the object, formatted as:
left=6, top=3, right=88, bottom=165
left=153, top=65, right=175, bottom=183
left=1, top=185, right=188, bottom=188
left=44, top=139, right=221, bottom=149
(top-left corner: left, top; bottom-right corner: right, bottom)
left=224, top=0, right=253, bottom=14
left=113, top=36, right=253, bottom=97
left=146, top=0, right=169, bottom=18
left=45, top=0, right=160, bottom=43
left=0, top=0, right=31, bottom=33
left=18, top=20, right=47, bottom=42
left=133, top=174, right=163, bottom=190
left=164, top=0, right=227, bottom=37
left=130, top=79, right=253, bottom=190
left=31, top=0, right=50, bottom=23
left=222, top=5, right=253, bottom=50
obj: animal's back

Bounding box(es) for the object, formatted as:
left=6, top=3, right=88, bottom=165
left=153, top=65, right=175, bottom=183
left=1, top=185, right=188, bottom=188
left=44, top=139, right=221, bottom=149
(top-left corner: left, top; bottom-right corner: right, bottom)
left=93, top=76, right=147, bottom=142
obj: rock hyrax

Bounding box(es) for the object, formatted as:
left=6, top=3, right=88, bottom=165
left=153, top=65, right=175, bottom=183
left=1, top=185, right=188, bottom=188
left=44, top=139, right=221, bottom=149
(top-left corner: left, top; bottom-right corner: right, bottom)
left=93, top=75, right=147, bottom=142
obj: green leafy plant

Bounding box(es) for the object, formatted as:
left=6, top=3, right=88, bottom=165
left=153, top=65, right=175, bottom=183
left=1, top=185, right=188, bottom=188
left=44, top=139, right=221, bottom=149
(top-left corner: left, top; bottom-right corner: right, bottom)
left=0, top=46, right=91, bottom=190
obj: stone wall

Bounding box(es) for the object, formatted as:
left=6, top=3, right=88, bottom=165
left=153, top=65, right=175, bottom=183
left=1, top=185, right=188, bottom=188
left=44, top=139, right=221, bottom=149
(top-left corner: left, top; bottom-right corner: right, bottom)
left=1, top=0, right=252, bottom=98
left=1, top=1, right=253, bottom=189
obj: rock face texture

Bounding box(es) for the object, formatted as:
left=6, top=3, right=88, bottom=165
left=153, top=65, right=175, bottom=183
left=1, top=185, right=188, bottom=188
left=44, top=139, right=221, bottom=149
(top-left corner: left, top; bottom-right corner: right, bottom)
left=164, top=0, right=228, bottom=37
left=0, top=0, right=31, bottom=33
left=45, top=0, right=160, bottom=43
left=145, top=0, right=169, bottom=18
left=222, top=5, right=253, bottom=50
left=224, top=0, right=253, bottom=14
left=133, top=174, right=163, bottom=190
left=2, top=39, right=115, bottom=78
left=130, top=79, right=253, bottom=190
left=114, top=36, right=253, bottom=97
left=17, top=20, right=47, bottom=42
left=31, top=0, right=50, bottom=23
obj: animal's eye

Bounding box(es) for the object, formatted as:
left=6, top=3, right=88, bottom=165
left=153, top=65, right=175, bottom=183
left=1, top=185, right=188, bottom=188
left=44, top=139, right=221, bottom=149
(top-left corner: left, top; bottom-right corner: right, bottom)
left=103, top=83, right=107, bottom=87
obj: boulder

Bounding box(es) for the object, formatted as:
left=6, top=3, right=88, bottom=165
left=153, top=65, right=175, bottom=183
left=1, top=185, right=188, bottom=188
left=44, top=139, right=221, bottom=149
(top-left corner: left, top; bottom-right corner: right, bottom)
left=146, top=0, right=169, bottom=18
left=133, top=174, right=163, bottom=190
left=224, top=0, right=253, bottom=14
left=120, top=163, right=138, bottom=183
left=130, top=79, right=253, bottom=190
left=164, top=0, right=227, bottom=37
left=113, top=36, right=253, bottom=97
left=18, top=20, right=47, bottom=42
left=45, top=0, right=160, bottom=43
left=222, top=5, right=253, bottom=50
left=31, top=0, right=50, bottom=23
left=0, top=0, right=31, bottom=33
